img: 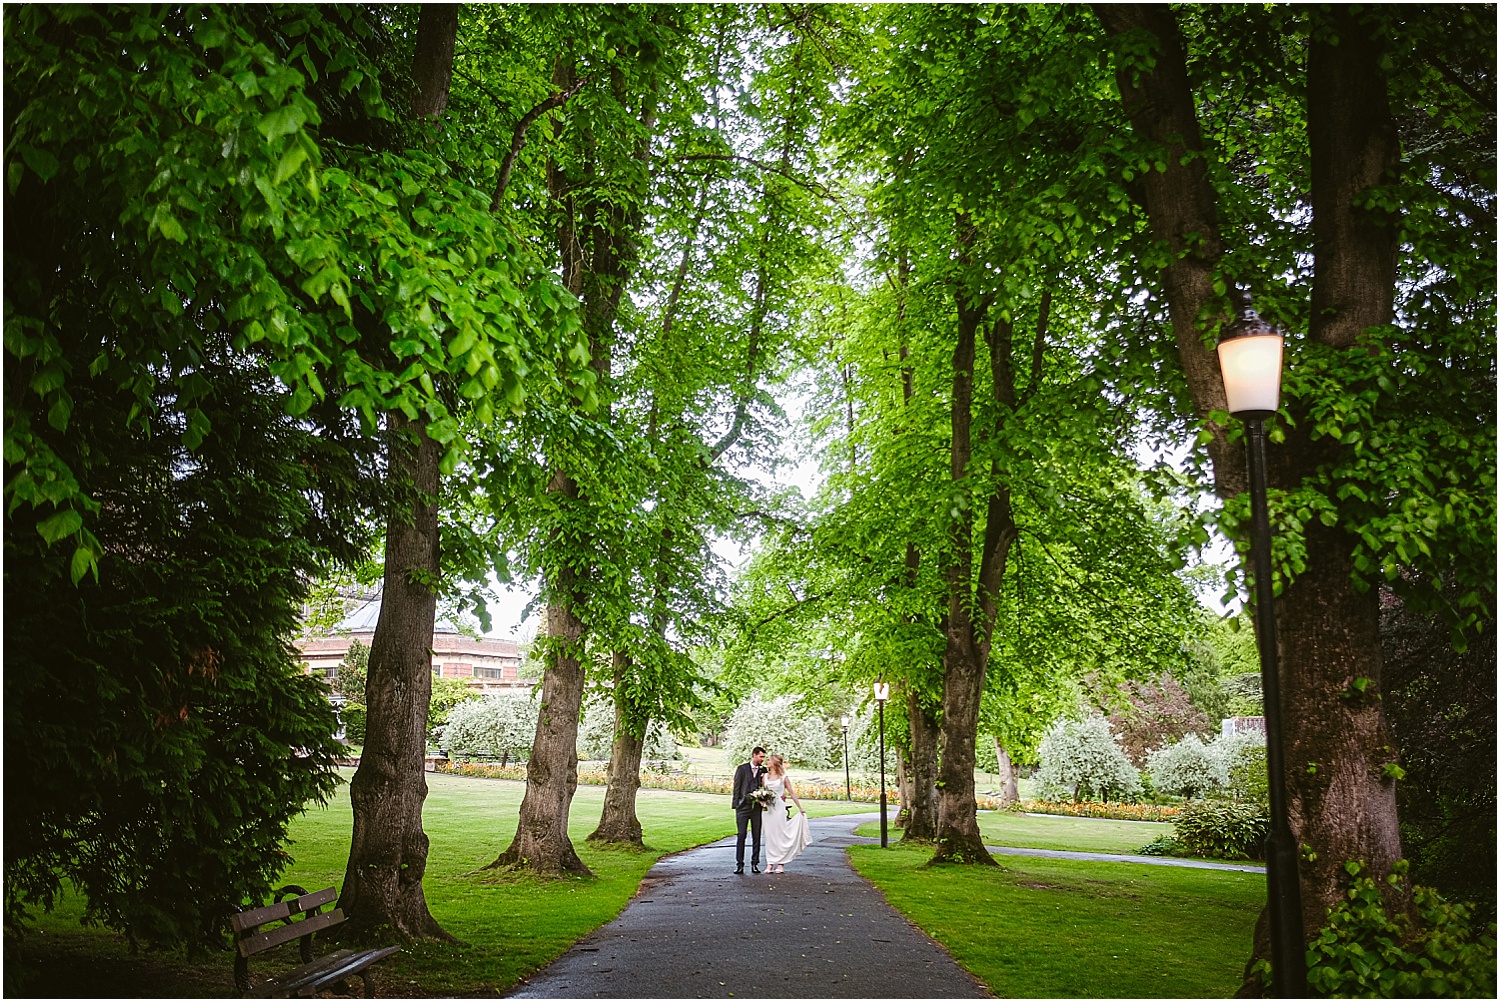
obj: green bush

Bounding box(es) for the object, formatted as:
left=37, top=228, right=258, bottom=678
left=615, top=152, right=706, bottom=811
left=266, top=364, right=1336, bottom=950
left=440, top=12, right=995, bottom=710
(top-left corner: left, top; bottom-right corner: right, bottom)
left=1171, top=799, right=1268, bottom=859
left=341, top=704, right=367, bottom=745
left=1295, top=861, right=1497, bottom=998
left=1137, top=834, right=1188, bottom=856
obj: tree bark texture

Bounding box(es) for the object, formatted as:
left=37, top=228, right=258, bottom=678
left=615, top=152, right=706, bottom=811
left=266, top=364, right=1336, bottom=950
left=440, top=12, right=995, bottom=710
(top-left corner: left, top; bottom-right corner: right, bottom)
left=339, top=414, right=450, bottom=940
left=902, top=689, right=941, bottom=842
left=1097, top=5, right=1408, bottom=987
left=590, top=652, right=647, bottom=846
left=490, top=518, right=592, bottom=875
left=1093, top=4, right=1244, bottom=499
left=994, top=739, right=1020, bottom=805
left=1308, top=10, right=1400, bottom=347
left=338, top=5, right=458, bottom=941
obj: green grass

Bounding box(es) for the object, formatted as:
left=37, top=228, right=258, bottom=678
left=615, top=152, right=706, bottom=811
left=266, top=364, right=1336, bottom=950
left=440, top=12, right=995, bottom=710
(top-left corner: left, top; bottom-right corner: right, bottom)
left=847, top=842, right=1264, bottom=998
left=857, top=810, right=1174, bottom=855
left=12, top=772, right=862, bottom=997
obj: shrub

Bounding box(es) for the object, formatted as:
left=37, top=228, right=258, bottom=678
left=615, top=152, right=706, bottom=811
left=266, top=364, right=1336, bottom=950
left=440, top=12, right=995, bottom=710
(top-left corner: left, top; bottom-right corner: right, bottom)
left=1171, top=799, right=1268, bottom=859
left=1212, top=730, right=1268, bottom=803
left=341, top=704, right=367, bottom=744
left=439, top=694, right=539, bottom=765
left=1148, top=734, right=1227, bottom=798
left=576, top=697, right=679, bottom=762
left=1138, top=834, right=1188, bottom=856
left=1034, top=716, right=1143, bottom=803
left=722, top=693, right=831, bottom=768
left=1295, top=861, right=1497, bottom=998
left=429, top=675, right=482, bottom=735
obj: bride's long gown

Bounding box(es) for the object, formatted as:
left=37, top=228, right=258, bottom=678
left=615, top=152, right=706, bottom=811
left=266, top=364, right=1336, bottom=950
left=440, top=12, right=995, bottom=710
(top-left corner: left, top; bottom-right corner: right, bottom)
left=763, top=775, right=811, bottom=866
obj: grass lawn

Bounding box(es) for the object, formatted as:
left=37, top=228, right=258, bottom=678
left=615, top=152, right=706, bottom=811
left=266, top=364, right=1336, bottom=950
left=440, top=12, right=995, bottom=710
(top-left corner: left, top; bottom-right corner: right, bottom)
left=848, top=842, right=1264, bottom=998
left=10, top=771, right=862, bottom=998
left=857, top=810, right=1175, bottom=855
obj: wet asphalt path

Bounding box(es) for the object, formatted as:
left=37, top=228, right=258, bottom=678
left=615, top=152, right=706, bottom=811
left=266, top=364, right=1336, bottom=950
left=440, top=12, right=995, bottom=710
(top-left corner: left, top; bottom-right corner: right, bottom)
left=507, top=812, right=990, bottom=999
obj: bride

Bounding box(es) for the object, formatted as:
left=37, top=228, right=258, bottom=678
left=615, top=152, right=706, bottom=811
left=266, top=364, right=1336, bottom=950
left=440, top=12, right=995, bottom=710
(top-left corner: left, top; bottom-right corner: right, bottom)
left=762, top=754, right=811, bottom=872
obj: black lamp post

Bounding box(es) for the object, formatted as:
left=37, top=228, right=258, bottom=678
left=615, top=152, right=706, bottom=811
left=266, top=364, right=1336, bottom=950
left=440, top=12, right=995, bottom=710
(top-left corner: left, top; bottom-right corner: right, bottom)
left=1216, top=290, right=1307, bottom=997
left=873, top=682, right=890, bottom=847
left=841, top=715, right=852, bottom=802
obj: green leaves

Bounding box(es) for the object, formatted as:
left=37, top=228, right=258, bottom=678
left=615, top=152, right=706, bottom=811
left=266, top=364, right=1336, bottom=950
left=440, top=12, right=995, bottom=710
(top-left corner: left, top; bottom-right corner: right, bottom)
left=257, top=103, right=308, bottom=141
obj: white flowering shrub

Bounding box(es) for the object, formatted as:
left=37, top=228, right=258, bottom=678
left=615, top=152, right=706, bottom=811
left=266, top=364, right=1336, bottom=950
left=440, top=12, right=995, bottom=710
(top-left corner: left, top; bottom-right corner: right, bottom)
left=1210, top=730, right=1268, bottom=802
left=439, top=694, right=539, bottom=763
left=1147, top=733, right=1227, bottom=798
left=1034, top=716, right=1143, bottom=802
left=722, top=693, right=831, bottom=768
left=576, top=696, right=679, bottom=762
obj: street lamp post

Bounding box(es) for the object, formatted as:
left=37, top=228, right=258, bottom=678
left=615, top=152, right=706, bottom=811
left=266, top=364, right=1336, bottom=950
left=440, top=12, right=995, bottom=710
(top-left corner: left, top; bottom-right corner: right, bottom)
left=873, top=682, right=890, bottom=847
left=841, top=715, right=852, bottom=802
left=1216, top=290, right=1307, bottom=997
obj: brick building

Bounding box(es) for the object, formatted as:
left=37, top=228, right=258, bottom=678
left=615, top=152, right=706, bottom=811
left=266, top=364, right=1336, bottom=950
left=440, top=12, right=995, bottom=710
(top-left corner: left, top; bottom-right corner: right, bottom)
left=295, top=598, right=530, bottom=694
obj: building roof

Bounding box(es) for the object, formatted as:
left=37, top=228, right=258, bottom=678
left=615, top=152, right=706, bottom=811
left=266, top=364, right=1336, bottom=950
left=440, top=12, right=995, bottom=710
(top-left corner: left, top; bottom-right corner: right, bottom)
left=335, top=598, right=464, bottom=636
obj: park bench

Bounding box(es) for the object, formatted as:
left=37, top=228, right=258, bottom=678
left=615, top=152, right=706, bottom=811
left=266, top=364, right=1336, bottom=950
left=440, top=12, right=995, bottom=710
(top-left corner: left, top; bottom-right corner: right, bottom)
left=231, top=885, right=399, bottom=998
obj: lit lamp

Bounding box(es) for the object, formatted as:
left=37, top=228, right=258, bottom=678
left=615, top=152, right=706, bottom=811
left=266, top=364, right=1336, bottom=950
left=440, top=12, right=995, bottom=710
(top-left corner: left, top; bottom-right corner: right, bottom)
left=873, top=682, right=890, bottom=848
left=1216, top=289, right=1306, bottom=998
left=841, top=715, right=852, bottom=802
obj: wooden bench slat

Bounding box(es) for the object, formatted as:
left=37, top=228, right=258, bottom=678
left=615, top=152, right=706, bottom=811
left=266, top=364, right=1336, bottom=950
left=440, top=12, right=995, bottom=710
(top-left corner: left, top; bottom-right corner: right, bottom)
left=238, top=909, right=343, bottom=958
left=232, top=888, right=337, bottom=933
left=246, top=950, right=357, bottom=999
left=296, top=947, right=402, bottom=997
left=246, top=950, right=354, bottom=998
left=247, top=946, right=399, bottom=999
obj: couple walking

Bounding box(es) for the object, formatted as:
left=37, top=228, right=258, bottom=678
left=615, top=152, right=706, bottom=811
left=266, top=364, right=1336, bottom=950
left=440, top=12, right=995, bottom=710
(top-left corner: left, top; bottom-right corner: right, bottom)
left=730, top=746, right=812, bottom=874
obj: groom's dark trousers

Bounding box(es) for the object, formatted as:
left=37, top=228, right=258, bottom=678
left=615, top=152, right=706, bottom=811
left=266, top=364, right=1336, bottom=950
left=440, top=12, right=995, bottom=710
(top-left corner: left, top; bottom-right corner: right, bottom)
left=731, top=761, right=765, bottom=868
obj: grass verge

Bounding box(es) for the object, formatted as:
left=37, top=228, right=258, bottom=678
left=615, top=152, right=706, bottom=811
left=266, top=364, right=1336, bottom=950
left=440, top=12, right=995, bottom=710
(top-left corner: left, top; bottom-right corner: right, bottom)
left=847, top=841, right=1263, bottom=998
left=11, top=772, right=861, bottom=997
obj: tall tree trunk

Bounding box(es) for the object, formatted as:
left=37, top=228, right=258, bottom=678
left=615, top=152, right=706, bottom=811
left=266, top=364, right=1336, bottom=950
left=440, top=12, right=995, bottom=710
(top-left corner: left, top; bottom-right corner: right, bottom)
left=902, top=688, right=941, bottom=842
left=339, top=415, right=451, bottom=939
left=338, top=6, right=458, bottom=940
left=931, top=261, right=1007, bottom=866
left=494, top=47, right=659, bottom=874
left=590, top=651, right=647, bottom=846
left=1095, top=6, right=1407, bottom=987
left=489, top=512, right=591, bottom=875
left=994, top=738, right=1019, bottom=806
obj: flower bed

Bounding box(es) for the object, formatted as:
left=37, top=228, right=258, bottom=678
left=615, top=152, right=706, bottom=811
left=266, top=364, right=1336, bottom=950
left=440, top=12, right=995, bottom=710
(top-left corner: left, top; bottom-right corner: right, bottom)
left=1007, top=799, right=1181, bottom=822
left=434, top=761, right=900, bottom=803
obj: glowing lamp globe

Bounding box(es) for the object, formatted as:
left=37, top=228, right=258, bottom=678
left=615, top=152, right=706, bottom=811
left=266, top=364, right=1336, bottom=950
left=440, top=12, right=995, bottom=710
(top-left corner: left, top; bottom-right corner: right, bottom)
left=1216, top=299, right=1284, bottom=419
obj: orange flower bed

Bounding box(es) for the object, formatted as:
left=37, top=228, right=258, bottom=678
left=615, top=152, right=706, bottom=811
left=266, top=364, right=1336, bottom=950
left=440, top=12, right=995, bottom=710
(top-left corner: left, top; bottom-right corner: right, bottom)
left=1009, top=799, right=1181, bottom=822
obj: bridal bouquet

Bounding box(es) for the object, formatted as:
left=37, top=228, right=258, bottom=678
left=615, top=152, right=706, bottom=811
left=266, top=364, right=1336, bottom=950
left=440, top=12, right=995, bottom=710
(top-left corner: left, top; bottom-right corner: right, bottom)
left=747, top=787, right=776, bottom=809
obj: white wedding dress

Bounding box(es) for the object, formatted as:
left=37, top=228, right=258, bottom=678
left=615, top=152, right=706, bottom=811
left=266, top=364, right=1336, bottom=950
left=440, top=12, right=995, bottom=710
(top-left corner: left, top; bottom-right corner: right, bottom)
left=763, top=775, right=811, bottom=866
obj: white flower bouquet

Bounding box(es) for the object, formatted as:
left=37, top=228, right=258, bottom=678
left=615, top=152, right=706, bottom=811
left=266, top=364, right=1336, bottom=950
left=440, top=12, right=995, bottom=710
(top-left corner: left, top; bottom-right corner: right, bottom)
left=747, top=787, right=776, bottom=809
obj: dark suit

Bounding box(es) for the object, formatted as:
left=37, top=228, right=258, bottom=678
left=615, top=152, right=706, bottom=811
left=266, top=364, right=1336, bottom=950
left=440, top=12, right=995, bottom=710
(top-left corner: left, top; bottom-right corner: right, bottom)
left=732, top=761, right=766, bottom=868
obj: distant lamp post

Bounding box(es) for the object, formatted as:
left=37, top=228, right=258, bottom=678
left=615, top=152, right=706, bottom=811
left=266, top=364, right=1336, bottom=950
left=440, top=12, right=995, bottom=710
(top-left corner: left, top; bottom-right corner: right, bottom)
left=1216, top=289, right=1306, bottom=997
left=841, top=715, right=852, bottom=802
left=873, top=682, right=890, bottom=847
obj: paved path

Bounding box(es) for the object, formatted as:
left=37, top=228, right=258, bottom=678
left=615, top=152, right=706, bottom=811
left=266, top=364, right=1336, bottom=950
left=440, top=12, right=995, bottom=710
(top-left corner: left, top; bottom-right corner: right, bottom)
left=507, top=813, right=990, bottom=999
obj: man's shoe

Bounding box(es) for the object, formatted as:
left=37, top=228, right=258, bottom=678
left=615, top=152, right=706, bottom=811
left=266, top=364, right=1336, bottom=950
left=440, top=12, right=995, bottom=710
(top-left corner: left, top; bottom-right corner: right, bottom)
left=734, top=866, right=744, bottom=874
left=751, top=864, right=761, bottom=873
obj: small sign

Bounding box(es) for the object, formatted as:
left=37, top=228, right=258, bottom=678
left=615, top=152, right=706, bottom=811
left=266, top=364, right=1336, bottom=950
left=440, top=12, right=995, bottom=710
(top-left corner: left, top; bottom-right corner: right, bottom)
left=873, top=682, right=890, bottom=701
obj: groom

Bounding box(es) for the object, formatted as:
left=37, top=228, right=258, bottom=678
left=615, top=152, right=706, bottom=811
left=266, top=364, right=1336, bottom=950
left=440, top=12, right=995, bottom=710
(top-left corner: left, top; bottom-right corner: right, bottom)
left=731, top=746, right=767, bottom=874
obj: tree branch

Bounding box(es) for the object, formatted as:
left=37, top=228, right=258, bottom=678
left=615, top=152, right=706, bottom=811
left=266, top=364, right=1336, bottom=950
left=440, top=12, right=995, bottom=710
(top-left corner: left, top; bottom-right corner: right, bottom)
left=490, top=75, right=592, bottom=211
left=669, top=152, right=834, bottom=199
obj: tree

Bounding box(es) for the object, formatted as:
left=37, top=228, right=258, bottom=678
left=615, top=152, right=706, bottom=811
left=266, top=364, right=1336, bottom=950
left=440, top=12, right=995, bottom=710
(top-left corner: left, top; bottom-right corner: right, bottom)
left=1034, top=717, right=1143, bottom=804
left=722, top=693, right=832, bottom=769
left=1, top=4, right=422, bottom=949
left=439, top=695, right=541, bottom=767
left=1093, top=6, right=1495, bottom=976
left=1147, top=734, right=1226, bottom=799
